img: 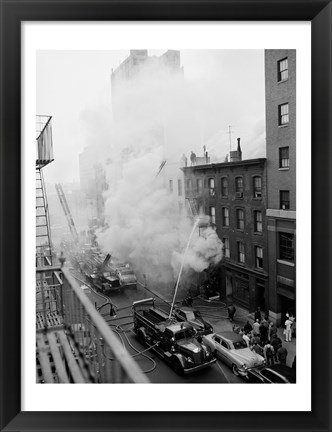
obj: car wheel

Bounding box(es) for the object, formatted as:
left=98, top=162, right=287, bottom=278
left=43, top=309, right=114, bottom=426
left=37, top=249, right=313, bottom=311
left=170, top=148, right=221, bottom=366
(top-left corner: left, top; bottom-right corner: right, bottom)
left=232, top=364, right=240, bottom=376
left=172, top=358, right=184, bottom=375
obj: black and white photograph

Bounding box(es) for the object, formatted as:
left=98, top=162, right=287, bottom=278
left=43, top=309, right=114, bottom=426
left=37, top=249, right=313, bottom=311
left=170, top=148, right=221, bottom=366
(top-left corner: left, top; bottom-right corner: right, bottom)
left=36, top=47, right=297, bottom=386
left=3, top=1, right=332, bottom=429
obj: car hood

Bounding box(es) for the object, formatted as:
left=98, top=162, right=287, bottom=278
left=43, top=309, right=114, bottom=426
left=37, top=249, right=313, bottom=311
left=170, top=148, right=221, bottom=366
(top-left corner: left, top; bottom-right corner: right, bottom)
left=177, top=338, right=201, bottom=353
left=230, top=349, right=264, bottom=366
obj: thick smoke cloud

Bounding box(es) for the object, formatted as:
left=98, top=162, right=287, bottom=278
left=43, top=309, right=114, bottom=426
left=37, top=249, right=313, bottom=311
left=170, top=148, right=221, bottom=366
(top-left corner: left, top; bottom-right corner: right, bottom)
left=96, top=55, right=223, bottom=291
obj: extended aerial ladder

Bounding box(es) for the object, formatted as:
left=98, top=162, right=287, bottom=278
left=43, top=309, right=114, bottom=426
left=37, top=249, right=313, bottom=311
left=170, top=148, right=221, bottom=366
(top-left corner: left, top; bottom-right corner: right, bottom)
left=55, top=183, right=79, bottom=244
left=186, top=197, right=199, bottom=218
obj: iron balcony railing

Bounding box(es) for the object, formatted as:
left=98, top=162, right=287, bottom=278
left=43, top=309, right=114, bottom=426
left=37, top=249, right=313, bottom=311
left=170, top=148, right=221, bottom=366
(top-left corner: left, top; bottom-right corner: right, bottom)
left=36, top=266, right=149, bottom=383
left=36, top=115, right=54, bottom=167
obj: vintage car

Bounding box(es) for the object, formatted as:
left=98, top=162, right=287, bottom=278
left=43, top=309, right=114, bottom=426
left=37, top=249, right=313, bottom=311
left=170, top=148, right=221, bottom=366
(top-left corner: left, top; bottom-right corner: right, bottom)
left=173, top=307, right=213, bottom=335
left=202, top=331, right=265, bottom=376
left=115, top=264, right=137, bottom=287
left=246, top=363, right=296, bottom=383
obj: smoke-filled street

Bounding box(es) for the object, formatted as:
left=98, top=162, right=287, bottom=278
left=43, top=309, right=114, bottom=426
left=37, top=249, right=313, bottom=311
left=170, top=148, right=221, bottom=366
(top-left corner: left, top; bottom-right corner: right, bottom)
left=35, top=47, right=298, bottom=388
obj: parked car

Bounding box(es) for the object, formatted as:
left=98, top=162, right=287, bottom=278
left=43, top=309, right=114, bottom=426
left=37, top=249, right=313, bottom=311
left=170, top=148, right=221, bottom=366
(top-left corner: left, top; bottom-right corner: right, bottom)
left=174, top=307, right=213, bottom=335
left=246, top=363, right=296, bottom=383
left=115, top=264, right=137, bottom=287
left=202, top=331, right=265, bottom=376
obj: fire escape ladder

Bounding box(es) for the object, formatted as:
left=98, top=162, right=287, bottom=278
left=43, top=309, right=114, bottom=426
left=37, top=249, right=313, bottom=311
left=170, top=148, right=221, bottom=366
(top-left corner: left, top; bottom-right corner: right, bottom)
left=36, top=168, right=53, bottom=266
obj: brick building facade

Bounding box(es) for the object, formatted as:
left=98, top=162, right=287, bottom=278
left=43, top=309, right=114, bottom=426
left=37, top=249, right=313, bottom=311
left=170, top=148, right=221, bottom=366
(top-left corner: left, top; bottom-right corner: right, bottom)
left=265, top=50, right=296, bottom=324
left=182, top=156, right=268, bottom=312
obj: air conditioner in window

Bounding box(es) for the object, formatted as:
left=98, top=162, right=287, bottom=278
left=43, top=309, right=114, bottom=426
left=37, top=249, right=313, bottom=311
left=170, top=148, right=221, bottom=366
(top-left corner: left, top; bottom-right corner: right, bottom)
left=255, top=192, right=262, bottom=198
left=236, top=192, right=243, bottom=198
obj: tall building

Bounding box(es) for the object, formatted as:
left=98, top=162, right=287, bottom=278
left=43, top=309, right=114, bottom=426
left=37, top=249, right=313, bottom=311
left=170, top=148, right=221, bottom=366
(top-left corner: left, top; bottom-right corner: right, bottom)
left=111, top=49, right=183, bottom=122
left=182, top=146, right=268, bottom=311
left=265, top=50, right=296, bottom=324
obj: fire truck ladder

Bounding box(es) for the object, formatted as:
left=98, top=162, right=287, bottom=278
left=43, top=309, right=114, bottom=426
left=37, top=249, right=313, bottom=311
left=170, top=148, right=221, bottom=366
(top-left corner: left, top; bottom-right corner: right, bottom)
left=55, top=183, right=79, bottom=244
left=186, top=197, right=199, bottom=218
left=36, top=168, right=53, bottom=266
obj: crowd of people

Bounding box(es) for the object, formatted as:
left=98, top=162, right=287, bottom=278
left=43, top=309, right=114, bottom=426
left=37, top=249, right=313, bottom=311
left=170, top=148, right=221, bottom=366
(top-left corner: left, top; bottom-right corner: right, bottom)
left=230, top=306, right=296, bottom=369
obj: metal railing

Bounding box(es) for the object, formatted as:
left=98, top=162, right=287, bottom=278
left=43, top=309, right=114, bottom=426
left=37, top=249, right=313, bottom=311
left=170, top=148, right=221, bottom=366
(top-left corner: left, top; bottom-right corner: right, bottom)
left=36, top=115, right=54, bottom=166
left=36, top=266, right=149, bottom=383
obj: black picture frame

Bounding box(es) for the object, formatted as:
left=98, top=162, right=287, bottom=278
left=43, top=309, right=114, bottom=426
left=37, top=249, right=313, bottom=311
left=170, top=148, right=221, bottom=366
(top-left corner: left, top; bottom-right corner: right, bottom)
left=1, top=1, right=331, bottom=431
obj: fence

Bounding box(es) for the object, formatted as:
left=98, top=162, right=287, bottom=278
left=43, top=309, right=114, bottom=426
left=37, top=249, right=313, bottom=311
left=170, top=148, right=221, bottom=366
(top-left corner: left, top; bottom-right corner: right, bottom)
left=36, top=266, right=149, bottom=383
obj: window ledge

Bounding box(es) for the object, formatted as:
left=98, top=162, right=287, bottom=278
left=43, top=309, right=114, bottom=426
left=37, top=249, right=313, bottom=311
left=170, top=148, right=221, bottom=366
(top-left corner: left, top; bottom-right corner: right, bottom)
left=254, top=232, right=263, bottom=236
left=277, top=259, right=295, bottom=267
left=277, top=79, right=288, bottom=84
left=278, top=124, right=289, bottom=129
left=278, top=167, right=289, bottom=171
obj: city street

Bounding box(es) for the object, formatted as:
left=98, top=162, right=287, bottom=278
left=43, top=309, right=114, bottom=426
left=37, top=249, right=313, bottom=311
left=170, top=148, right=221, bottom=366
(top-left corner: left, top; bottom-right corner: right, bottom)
left=71, top=266, right=295, bottom=384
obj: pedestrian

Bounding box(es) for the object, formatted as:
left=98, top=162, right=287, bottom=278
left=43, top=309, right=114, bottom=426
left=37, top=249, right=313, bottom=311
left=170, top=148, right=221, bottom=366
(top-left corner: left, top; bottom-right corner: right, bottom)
left=109, top=303, right=117, bottom=317
left=59, top=251, right=66, bottom=268
left=271, top=334, right=282, bottom=362
left=268, top=322, right=277, bottom=340
left=284, top=317, right=293, bottom=342
left=254, top=307, right=262, bottom=322
left=243, top=332, right=251, bottom=347
left=264, top=341, right=275, bottom=365
left=251, top=341, right=264, bottom=357
left=252, top=332, right=260, bottom=346
left=277, top=344, right=288, bottom=365
left=259, top=321, right=268, bottom=346
left=244, top=320, right=253, bottom=334
left=252, top=319, right=260, bottom=335
left=227, top=303, right=236, bottom=322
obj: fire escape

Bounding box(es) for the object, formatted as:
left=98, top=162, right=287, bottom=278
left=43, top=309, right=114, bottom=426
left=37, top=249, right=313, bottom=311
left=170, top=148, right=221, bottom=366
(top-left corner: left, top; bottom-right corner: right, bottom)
left=35, top=116, right=148, bottom=383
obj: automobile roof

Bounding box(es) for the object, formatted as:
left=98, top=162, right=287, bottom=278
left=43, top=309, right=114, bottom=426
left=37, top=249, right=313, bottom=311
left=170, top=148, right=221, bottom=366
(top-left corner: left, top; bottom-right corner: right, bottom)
left=215, top=331, right=243, bottom=342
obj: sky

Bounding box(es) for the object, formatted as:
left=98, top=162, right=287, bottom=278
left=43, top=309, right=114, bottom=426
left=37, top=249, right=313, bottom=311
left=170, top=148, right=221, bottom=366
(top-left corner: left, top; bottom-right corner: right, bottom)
left=37, top=49, right=266, bottom=185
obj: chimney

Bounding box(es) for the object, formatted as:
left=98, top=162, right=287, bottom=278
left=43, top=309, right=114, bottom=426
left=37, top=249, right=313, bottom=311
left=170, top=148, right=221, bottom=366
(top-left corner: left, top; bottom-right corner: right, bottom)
left=230, top=137, right=242, bottom=162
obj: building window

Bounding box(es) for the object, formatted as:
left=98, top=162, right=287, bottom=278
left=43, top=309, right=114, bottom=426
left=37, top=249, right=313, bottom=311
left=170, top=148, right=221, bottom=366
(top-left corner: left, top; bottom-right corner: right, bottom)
left=280, top=190, right=290, bottom=210
left=235, top=177, right=243, bottom=198
left=253, top=176, right=262, bottom=198
left=208, top=178, right=215, bottom=197
left=237, top=242, right=245, bottom=264
left=196, top=178, right=202, bottom=194
left=169, top=179, right=173, bottom=193
left=279, top=232, right=295, bottom=261
left=255, top=246, right=263, bottom=269
left=186, top=179, right=192, bottom=192
left=178, top=179, right=182, bottom=196
left=223, top=237, right=230, bottom=258
left=279, top=147, right=290, bottom=168
left=278, top=58, right=288, bottom=81
left=209, top=206, right=216, bottom=224
left=254, top=211, right=263, bottom=233
left=222, top=207, right=229, bottom=227
left=236, top=209, right=244, bottom=230
left=221, top=177, right=228, bottom=197
left=278, top=103, right=289, bottom=126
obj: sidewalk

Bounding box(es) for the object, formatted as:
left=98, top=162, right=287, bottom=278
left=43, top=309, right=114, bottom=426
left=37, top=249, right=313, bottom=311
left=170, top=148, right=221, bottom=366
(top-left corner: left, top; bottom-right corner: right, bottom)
left=197, top=300, right=296, bottom=368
